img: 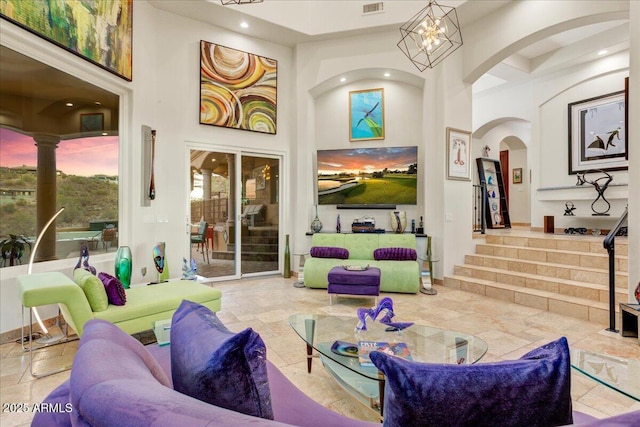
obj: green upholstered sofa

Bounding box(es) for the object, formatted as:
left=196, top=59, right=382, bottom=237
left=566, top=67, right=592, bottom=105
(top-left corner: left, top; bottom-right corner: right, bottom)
left=19, top=272, right=222, bottom=337
left=304, top=233, right=420, bottom=293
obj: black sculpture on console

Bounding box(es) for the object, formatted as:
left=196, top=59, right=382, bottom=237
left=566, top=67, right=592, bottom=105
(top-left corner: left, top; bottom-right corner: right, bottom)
left=563, top=201, right=576, bottom=216
left=576, top=170, right=612, bottom=216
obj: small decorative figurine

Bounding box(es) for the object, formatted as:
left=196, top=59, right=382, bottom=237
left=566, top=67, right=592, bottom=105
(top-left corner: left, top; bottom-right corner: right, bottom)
left=182, top=257, right=197, bottom=280
left=152, top=242, right=169, bottom=283
left=564, top=201, right=576, bottom=216
left=355, top=297, right=413, bottom=332
left=74, top=244, right=96, bottom=275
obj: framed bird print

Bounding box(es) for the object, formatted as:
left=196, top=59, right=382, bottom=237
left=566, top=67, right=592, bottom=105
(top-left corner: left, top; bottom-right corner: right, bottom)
left=446, top=127, right=472, bottom=181
left=349, top=88, right=385, bottom=141
left=568, top=90, right=627, bottom=174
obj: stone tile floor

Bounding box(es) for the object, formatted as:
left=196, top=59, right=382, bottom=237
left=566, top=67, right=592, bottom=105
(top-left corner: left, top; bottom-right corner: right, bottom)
left=1, top=276, right=639, bottom=426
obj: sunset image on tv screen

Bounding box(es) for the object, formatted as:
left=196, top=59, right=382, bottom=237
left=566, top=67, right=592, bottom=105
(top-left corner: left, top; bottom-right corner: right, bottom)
left=317, top=146, right=417, bottom=205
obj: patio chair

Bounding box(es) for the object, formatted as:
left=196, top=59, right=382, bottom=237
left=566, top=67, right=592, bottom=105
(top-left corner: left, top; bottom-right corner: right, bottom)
left=191, top=221, right=209, bottom=264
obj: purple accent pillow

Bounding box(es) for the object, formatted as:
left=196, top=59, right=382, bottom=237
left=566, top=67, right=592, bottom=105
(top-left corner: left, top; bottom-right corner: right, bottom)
left=98, top=272, right=127, bottom=306
left=310, top=246, right=349, bottom=259
left=171, top=300, right=273, bottom=420
left=373, top=247, right=417, bottom=261
left=370, top=337, right=572, bottom=427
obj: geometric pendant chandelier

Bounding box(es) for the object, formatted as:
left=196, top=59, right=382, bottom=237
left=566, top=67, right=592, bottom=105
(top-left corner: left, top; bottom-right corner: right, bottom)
left=221, top=0, right=263, bottom=4
left=397, top=0, right=463, bottom=71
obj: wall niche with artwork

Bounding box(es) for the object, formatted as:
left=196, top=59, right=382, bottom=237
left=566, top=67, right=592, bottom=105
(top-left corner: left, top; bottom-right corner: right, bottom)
left=476, top=157, right=511, bottom=229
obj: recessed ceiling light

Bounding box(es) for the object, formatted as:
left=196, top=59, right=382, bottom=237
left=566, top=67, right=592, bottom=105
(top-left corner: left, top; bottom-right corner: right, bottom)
left=384, top=72, right=391, bottom=77
left=240, top=22, right=249, bottom=28
left=597, top=49, right=608, bottom=56
left=65, top=102, right=73, bottom=107
left=95, top=101, right=101, bottom=105
left=340, top=77, right=346, bottom=83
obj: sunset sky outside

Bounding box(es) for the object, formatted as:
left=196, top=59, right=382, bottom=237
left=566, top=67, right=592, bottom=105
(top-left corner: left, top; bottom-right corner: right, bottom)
left=317, top=146, right=417, bottom=175
left=0, top=128, right=118, bottom=176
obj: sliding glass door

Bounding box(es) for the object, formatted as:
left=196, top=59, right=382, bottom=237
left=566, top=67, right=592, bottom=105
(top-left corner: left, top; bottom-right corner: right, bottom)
left=189, top=149, right=280, bottom=279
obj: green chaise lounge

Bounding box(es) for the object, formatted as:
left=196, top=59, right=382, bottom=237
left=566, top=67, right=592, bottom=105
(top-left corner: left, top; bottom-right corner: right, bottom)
left=19, top=272, right=222, bottom=337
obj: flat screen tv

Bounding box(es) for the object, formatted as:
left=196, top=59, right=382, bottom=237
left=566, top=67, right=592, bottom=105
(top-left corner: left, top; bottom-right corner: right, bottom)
left=317, top=146, right=418, bottom=207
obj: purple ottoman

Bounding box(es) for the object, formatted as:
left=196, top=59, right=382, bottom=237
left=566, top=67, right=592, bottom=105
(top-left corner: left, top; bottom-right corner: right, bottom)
left=327, top=266, right=381, bottom=305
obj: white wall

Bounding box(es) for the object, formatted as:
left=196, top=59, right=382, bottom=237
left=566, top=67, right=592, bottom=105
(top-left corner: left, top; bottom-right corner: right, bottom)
left=533, top=64, right=629, bottom=228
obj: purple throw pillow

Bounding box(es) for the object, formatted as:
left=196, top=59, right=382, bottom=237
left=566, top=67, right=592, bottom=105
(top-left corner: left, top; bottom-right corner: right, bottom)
left=171, top=300, right=273, bottom=419
left=98, top=272, right=127, bottom=306
left=370, top=337, right=572, bottom=427
left=373, top=247, right=417, bottom=261
left=310, top=246, right=349, bottom=259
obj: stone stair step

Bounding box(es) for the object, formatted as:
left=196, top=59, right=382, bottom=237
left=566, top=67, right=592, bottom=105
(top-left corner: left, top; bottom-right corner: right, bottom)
left=484, top=234, right=628, bottom=256
left=444, top=275, right=618, bottom=325
left=475, top=243, right=628, bottom=272
left=464, top=254, right=628, bottom=287
left=454, top=264, right=627, bottom=303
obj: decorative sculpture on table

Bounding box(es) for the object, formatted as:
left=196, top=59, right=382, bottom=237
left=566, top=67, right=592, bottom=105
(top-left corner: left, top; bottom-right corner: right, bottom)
left=355, top=297, right=413, bottom=332
left=74, top=244, right=96, bottom=275
left=390, top=211, right=407, bottom=233
left=310, top=204, right=323, bottom=233
left=152, top=242, right=169, bottom=283
left=182, top=257, right=197, bottom=280
left=563, top=201, right=576, bottom=216
left=576, top=170, right=613, bottom=216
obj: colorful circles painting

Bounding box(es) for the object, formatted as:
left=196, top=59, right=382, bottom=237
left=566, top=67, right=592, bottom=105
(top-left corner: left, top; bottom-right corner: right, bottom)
left=200, top=41, right=277, bottom=134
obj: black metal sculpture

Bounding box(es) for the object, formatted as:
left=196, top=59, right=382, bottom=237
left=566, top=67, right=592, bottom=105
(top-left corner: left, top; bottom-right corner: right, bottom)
left=576, top=170, right=612, bottom=216
left=563, top=201, right=576, bottom=216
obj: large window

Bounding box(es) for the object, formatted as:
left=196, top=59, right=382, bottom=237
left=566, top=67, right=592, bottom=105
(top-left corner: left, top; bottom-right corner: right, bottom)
left=0, top=46, right=119, bottom=267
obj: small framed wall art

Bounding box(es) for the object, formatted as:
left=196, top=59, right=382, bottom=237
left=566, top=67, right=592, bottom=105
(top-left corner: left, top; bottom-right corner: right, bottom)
left=512, top=168, right=523, bottom=184
left=349, top=88, right=385, bottom=141
left=568, top=89, right=627, bottom=174
left=446, top=127, right=472, bottom=181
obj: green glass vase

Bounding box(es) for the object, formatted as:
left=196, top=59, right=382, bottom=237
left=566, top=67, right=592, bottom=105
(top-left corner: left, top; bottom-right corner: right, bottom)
left=115, top=246, right=133, bottom=289
left=284, top=234, right=291, bottom=278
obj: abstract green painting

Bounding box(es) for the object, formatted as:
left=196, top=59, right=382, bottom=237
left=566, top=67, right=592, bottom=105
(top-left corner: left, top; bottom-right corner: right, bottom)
left=0, top=0, right=133, bottom=81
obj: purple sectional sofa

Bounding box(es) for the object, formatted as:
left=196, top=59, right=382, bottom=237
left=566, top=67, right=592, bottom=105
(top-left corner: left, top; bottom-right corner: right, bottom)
left=31, top=319, right=376, bottom=427
left=32, top=318, right=640, bottom=427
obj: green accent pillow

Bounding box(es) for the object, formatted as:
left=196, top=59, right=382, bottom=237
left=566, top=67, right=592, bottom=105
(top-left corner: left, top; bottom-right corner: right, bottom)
left=74, top=268, right=109, bottom=312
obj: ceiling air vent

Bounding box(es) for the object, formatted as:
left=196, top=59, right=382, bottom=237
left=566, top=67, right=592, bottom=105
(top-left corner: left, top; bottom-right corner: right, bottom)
left=363, top=2, right=384, bottom=15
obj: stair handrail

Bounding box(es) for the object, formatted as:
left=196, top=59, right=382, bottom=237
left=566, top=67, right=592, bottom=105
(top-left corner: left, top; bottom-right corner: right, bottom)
left=602, top=205, right=627, bottom=332
left=603, top=205, right=627, bottom=251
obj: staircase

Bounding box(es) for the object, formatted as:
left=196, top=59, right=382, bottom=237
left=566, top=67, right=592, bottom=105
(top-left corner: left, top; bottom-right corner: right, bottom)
left=210, top=226, right=278, bottom=262
left=444, top=231, right=628, bottom=325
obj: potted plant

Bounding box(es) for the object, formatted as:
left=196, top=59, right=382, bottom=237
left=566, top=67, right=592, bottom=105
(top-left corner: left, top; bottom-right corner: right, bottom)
left=0, top=234, right=32, bottom=267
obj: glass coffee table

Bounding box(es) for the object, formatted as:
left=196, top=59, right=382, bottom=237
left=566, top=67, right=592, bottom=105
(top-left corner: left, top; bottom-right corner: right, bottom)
left=571, top=349, right=639, bottom=402
left=288, top=314, right=488, bottom=417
